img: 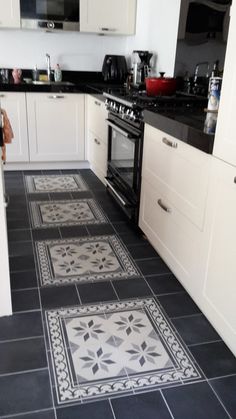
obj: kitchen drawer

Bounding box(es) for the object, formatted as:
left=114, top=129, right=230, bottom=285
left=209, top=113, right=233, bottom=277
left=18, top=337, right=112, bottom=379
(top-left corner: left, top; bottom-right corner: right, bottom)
left=142, top=124, right=210, bottom=230
left=87, top=95, right=108, bottom=143
left=88, top=130, right=107, bottom=184
left=139, top=178, right=201, bottom=290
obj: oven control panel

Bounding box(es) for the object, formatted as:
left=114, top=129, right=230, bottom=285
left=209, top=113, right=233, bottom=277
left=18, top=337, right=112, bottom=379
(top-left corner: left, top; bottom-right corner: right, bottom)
left=105, top=99, right=141, bottom=124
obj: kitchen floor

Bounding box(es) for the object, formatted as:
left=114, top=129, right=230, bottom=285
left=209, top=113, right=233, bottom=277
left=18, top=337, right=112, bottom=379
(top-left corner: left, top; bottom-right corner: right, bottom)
left=0, top=169, right=236, bottom=419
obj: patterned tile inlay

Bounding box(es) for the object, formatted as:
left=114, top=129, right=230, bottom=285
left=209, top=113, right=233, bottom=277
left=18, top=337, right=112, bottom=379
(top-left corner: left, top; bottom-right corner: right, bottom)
left=25, top=174, right=88, bottom=193
left=29, top=199, right=108, bottom=228
left=46, top=298, right=203, bottom=405
left=36, top=235, right=140, bottom=286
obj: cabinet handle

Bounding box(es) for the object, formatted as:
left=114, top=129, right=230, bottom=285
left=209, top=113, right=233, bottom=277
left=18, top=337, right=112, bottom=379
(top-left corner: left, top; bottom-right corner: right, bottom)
left=94, top=138, right=101, bottom=145
left=162, top=137, right=178, bottom=148
left=157, top=199, right=171, bottom=213
left=48, top=95, right=65, bottom=99
left=0, top=94, right=5, bottom=98
left=234, top=177, right=236, bottom=184
left=94, top=100, right=101, bottom=106
left=100, top=27, right=117, bottom=32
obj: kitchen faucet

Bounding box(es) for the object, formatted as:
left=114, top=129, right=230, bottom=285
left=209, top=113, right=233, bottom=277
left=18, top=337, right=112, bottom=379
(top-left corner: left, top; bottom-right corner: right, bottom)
left=46, top=53, right=52, bottom=82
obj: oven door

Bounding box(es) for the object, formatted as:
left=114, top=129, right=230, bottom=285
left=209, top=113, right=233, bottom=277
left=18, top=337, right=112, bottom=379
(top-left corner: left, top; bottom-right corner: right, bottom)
left=106, top=115, right=143, bottom=220
left=20, top=0, right=79, bottom=28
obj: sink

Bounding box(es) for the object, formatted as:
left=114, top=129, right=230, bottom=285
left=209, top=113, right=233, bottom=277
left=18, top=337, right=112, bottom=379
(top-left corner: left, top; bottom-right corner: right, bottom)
left=32, top=81, right=74, bottom=86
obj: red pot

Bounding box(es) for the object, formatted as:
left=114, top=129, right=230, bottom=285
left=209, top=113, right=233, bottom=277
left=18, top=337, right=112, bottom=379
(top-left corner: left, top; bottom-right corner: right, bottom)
left=145, top=76, right=177, bottom=96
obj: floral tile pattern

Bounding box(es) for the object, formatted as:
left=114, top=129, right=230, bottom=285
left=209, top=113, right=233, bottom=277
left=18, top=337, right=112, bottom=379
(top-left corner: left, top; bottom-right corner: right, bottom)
left=25, top=174, right=88, bottom=193
left=36, top=235, right=140, bottom=286
left=29, top=199, right=108, bottom=228
left=46, top=298, right=203, bottom=405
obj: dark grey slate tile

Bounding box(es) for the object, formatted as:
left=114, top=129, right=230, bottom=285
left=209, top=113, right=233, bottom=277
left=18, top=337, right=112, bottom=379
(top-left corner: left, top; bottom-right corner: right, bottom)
left=12, top=289, right=40, bottom=313
left=163, top=381, right=230, bottom=419
left=210, top=375, right=236, bottom=418
left=77, top=281, right=117, bottom=304
left=8, top=241, right=34, bottom=257
left=56, top=400, right=114, bottom=419
left=32, top=228, right=61, bottom=241
left=40, top=285, right=80, bottom=309
left=111, top=391, right=173, bottom=419
left=10, top=270, right=38, bottom=290
left=112, top=277, right=152, bottom=299
left=146, top=273, right=184, bottom=295
left=0, top=370, right=52, bottom=417
left=4, top=410, right=55, bottom=419
left=87, top=223, right=115, bottom=236
left=8, top=229, right=31, bottom=243
left=0, top=337, right=47, bottom=374
left=127, top=243, right=159, bottom=260
left=7, top=218, right=30, bottom=230
left=0, top=311, right=43, bottom=342
left=59, top=225, right=88, bottom=238
left=9, top=255, right=35, bottom=272
left=157, top=292, right=201, bottom=318
left=172, top=314, right=221, bottom=346
left=136, top=258, right=171, bottom=276
left=189, top=341, right=236, bottom=379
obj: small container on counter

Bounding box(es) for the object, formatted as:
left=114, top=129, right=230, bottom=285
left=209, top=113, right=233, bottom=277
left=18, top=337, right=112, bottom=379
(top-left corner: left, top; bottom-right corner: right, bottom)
left=12, top=68, right=22, bottom=84
left=204, top=111, right=218, bottom=135
left=54, top=64, right=62, bottom=82
left=207, top=76, right=222, bottom=112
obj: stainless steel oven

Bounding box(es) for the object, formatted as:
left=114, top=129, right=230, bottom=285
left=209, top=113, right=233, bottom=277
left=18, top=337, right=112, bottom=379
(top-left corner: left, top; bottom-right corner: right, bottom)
left=105, top=108, right=144, bottom=223
left=20, top=0, right=80, bottom=31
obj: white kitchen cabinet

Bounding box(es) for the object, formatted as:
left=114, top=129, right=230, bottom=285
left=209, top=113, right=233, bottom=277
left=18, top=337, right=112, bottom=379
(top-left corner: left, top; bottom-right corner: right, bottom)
left=0, top=92, right=29, bottom=163
left=0, top=0, right=20, bottom=28
left=139, top=123, right=210, bottom=292
left=199, top=157, right=236, bottom=355
left=80, top=0, right=137, bottom=35
left=27, top=93, right=85, bottom=162
left=86, top=95, right=108, bottom=184
left=213, top=0, right=236, bottom=166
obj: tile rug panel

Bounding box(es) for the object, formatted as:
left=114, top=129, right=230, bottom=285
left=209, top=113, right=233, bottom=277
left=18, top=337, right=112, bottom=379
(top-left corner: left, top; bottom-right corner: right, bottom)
left=25, top=174, right=88, bottom=193
left=46, top=298, right=203, bottom=405
left=29, top=199, right=108, bottom=228
left=36, top=235, right=140, bottom=286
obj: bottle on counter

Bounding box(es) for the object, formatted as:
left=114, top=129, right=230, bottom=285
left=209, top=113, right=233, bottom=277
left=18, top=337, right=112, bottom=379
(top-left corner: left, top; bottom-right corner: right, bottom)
left=54, top=64, right=62, bottom=82
left=32, top=65, right=39, bottom=82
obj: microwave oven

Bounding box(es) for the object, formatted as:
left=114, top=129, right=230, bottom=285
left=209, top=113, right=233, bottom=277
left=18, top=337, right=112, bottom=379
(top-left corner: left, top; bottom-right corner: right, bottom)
left=20, top=0, right=80, bottom=31
left=178, top=0, right=231, bottom=42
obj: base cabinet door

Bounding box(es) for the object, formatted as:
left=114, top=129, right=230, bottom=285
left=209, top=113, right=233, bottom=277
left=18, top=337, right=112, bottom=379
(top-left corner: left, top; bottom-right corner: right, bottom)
left=80, top=0, right=136, bottom=35
left=0, top=92, right=29, bottom=163
left=88, top=130, right=107, bottom=183
left=200, top=157, right=236, bottom=355
left=27, top=93, right=85, bottom=162
left=0, top=0, right=20, bottom=28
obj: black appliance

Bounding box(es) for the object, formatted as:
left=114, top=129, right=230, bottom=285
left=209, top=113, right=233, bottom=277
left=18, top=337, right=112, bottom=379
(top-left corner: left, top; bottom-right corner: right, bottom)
left=133, top=50, right=153, bottom=83
left=102, top=55, right=128, bottom=83
left=20, top=0, right=80, bottom=31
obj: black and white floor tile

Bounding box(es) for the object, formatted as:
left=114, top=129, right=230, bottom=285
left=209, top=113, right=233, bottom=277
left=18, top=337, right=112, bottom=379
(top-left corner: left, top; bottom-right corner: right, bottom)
left=36, top=235, right=140, bottom=286
left=25, top=174, right=88, bottom=193
left=46, top=298, right=202, bottom=405
left=2, top=169, right=236, bottom=419
left=29, top=199, right=108, bottom=228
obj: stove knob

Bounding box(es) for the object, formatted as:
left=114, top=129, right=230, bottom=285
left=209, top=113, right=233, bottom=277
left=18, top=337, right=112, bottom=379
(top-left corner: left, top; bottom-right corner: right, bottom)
left=105, top=99, right=109, bottom=109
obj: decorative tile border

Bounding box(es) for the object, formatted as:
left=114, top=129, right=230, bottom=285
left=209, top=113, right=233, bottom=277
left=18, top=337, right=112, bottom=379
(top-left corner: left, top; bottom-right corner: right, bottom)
left=46, top=298, right=203, bottom=405
left=29, top=199, right=108, bottom=228
left=36, top=235, right=140, bottom=286
left=25, top=174, right=88, bottom=193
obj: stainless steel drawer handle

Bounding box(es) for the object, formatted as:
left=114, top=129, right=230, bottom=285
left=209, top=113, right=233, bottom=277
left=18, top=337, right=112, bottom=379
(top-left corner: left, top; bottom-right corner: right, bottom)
left=162, top=137, right=178, bottom=148
left=157, top=199, right=171, bottom=213
left=48, top=95, right=65, bottom=99
left=94, top=138, right=101, bottom=145
left=0, top=94, right=5, bottom=98
left=100, top=27, right=116, bottom=32
left=94, top=100, right=101, bottom=106
left=234, top=177, right=236, bottom=184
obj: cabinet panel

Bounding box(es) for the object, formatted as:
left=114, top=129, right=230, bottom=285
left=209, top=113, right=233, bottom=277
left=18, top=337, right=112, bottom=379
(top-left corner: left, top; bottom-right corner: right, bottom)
left=80, top=0, right=136, bottom=35
left=142, top=124, right=210, bottom=229
left=88, top=130, right=107, bottom=184
left=87, top=95, right=108, bottom=143
left=27, top=93, right=85, bottom=162
left=200, top=158, right=236, bottom=354
left=139, top=179, right=200, bottom=290
left=0, top=92, right=29, bottom=163
left=0, top=0, right=20, bottom=28
left=213, top=1, right=236, bottom=166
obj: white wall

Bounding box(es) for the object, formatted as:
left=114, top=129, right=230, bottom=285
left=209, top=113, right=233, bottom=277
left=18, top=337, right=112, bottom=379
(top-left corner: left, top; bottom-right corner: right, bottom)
left=0, top=0, right=181, bottom=76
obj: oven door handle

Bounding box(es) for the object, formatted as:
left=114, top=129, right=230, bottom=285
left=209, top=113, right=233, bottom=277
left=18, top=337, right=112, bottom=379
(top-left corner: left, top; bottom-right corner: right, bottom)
left=105, top=179, right=127, bottom=206
left=106, top=119, right=137, bottom=139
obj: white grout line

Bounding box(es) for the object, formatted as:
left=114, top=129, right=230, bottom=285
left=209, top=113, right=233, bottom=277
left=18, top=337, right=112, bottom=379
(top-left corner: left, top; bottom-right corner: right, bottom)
left=160, top=390, right=175, bottom=419
left=109, top=398, right=117, bottom=419
left=75, top=285, right=82, bottom=305
left=0, top=367, right=48, bottom=379
left=0, top=335, right=44, bottom=345
left=188, top=339, right=222, bottom=347
left=207, top=379, right=233, bottom=419
left=0, top=408, right=56, bottom=419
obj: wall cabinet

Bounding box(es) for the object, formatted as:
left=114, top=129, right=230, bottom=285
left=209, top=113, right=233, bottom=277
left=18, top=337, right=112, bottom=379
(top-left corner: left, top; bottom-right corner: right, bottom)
left=86, top=95, right=108, bottom=183
left=80, top=0, right=137, bottom=35
left=0, top=92, right=29, bottom=162
left=27, top=93, right=85, bottom=162
left=213, top=0, right=236, bottom=167
left=199, top=157, right=236, bottom=355
left=0, top=0, right=20, bottom=28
